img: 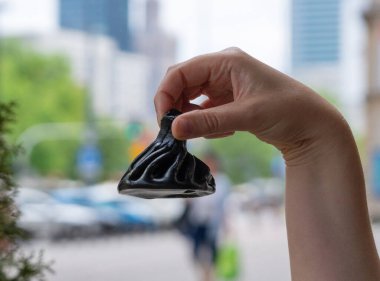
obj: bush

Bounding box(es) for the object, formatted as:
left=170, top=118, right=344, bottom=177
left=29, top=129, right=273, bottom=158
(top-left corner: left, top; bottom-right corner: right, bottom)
left=0, top=102, right=51, bottom=281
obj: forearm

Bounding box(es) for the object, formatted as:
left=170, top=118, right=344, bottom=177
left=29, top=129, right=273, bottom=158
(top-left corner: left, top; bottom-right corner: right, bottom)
left=285, top=123, right=380, bottom=281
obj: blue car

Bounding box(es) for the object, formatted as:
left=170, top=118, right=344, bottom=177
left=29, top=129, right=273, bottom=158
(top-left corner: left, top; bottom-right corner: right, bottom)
left=50, top=183, right=156, bottom=232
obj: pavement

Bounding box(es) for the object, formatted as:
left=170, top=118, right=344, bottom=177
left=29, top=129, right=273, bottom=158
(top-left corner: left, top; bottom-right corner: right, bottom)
left=24, top=211, right=380, bottom=281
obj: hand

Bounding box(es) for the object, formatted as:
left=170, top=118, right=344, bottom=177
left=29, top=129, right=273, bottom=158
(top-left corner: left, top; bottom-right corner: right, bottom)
left=154, top=48, right=380, bottom=280
left=154, top=47, right=347, bottom=164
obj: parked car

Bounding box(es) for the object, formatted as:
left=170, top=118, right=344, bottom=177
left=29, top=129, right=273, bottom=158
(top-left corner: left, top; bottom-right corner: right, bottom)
left=143, top=199, right=185, bottom=228
left=86, top=183, right=156, bottom=232
left=48, top=182, right=187, bottom=233
left=51, top=183, right=156, bottom=232
left=235, top=178, right=285, bottom=213
left=86, top=183, right=185, bottom=229
left=15, top=187, right=101, bottom=239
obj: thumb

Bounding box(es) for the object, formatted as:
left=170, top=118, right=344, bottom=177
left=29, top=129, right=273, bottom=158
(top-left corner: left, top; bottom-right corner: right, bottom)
left=172, top=102, right=247, bottom=140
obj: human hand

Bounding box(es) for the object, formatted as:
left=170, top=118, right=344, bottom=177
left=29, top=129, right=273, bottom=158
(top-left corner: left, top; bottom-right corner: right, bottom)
left=154, top=48, right=380, bottom=280
left=154, top=48, right=349, bottom=164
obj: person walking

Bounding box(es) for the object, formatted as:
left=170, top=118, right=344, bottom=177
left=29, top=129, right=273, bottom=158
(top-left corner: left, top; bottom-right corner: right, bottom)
left=186, top=152, right=230, bottom=281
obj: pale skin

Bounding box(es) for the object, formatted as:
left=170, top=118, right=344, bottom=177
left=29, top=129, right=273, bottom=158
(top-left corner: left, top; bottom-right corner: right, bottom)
left=154, top=47, right=380, bottom=281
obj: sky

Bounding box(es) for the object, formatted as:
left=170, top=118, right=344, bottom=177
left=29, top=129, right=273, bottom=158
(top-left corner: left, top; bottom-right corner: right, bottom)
left=0, top=0, right=290, bottom=71
left=0, top=0, right=369, bottom=131
left=0, top=0, right=58, bottom=33
left=158, top=0, right=290, bottom=70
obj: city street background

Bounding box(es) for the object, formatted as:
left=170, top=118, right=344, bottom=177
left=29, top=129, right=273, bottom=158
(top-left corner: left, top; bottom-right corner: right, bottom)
left=25, top=212, right=380, bottom=281
left=2, top=0, right=380, bottom=281
left=26, top=212, right=292, bottom=281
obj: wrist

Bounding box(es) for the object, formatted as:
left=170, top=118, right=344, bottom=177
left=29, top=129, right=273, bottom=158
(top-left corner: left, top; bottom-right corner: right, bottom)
left=282, top=113, right=356, bottom=167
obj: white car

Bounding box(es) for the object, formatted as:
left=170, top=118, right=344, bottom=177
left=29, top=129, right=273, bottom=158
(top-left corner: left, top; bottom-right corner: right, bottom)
left=87, top=182, right=185, bottom=228
left=15, top=187, right=101, bottom=239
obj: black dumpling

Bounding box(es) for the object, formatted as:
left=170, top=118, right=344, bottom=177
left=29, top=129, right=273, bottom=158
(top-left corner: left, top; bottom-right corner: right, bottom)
left=118, top=109, right=216, bottom=199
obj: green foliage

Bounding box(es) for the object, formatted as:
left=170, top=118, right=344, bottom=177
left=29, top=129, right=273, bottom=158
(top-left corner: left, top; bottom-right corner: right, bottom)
left=30, top=140, right=80, bottom=178
left=0, top=40, right=86, bottom=178
left=0, top=102, right=18, bottom=191
left=0, top=39, right=130, bottom=180
left=0, top=102, right=51, bottom=281
left=97, top=122, right=130, bottom=180
left=1, top=40, right=86, bottom=138
left=208, top=132, right=277, bottom=183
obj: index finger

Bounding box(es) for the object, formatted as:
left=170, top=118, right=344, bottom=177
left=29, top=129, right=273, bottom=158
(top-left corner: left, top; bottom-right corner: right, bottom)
left=154, top=52, right=225, bottom=123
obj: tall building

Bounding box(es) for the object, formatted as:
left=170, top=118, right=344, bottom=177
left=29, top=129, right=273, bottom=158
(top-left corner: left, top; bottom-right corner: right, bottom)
left=59, top=0, right=132, bottom=51
left=290, top=0, right=367, bottom=133
left=292, top=0, right=342, bottom=69
left=364, top=0, right=380, bottom=210
left=133, top=0, right=177, bottom=116
left=24, top=31, right=150, bottom=122
left=291, top=0, right=343, bottom=95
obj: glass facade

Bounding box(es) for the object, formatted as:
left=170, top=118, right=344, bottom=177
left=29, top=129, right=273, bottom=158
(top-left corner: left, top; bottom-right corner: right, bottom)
left=59, top=0, right=131, bottom=51
left=292, top=0, right=341, bottom=68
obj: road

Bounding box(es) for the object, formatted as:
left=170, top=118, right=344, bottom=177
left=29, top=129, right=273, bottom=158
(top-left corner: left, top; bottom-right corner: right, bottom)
left=24, top=212, right=380, bottom=281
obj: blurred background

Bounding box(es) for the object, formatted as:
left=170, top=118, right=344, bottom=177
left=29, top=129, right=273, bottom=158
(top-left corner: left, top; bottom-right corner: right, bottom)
left=1, top=0, right=380, bottom=280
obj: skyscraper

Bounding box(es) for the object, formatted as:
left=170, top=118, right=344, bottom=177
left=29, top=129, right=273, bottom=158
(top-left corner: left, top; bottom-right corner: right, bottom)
left=292, top=0, right=342, bottom=69
left=291, top=0, right=365, bottom=137
left=364, top=0, right=380, bottom=205
left=59, top=0, right=132, bottom=51
left=133, top=0, right=177, bottom=116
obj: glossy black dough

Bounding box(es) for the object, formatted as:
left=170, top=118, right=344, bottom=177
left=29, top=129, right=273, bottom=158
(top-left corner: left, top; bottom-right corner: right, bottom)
left=118, top=109, right=216, bottom=199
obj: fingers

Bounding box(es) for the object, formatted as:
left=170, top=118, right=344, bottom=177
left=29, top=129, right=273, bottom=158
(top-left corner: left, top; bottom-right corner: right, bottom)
left=154, top=51, right=230, bottom=122
left=181, top=101, right=202, bottom=112
left=171, top=101, right=249, bottom=140
left=204, top=131, right=235, bottom=139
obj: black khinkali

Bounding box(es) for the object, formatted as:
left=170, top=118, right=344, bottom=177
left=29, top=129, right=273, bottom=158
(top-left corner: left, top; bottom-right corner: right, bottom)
left=118, top=109, right=215, bottom=199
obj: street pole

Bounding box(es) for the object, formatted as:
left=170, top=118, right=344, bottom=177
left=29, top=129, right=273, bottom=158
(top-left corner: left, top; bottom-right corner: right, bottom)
left=79, top=0, right=102, bottom=183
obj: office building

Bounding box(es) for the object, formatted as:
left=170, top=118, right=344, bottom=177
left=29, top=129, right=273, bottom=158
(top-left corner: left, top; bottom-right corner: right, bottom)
left=25, top=30, right=150, bottom=122
left=59, top=0, right=132, bottom=51
left=292, top=0, right=342, bottom=69
left=291, top=0, right=343, bottom=97
left=364, top=0, right=380, bottom=209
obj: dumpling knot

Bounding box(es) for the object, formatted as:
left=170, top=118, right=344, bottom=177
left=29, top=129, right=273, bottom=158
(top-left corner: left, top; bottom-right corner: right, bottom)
left=118, top=109, right=216, bottom=199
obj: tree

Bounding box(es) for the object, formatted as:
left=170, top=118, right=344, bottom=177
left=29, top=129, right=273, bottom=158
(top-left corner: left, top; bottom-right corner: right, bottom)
left=1, top=40, right=86, bottom=138
left=208, top=132, right=278, bottom=183
left=1, top=40, right=86, bottom=177
left=1, top=40, right=129, bottom=180
left=0, top=102, right=51, bottom=281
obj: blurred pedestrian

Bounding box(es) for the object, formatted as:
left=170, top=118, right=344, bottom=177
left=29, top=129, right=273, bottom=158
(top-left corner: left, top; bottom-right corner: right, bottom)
left=186, top=151, right=230, bottom=281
